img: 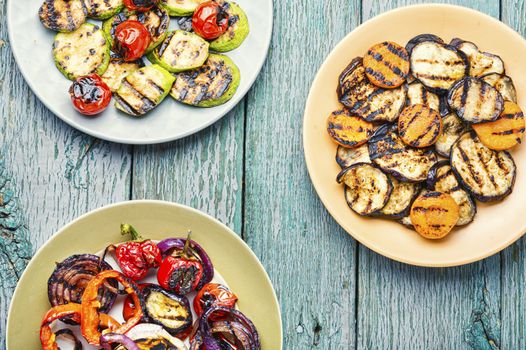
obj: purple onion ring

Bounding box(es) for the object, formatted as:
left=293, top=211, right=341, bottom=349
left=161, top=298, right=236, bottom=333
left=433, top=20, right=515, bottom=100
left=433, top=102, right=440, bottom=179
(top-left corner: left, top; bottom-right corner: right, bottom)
left=100, top=333, right=139, bottom=350
left=54, top=329, right=82, bottom=350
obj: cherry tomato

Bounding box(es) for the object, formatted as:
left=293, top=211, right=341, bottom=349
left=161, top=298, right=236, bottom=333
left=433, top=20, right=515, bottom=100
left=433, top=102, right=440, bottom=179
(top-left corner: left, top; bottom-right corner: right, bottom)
left=114, top=20, right=151, bottom=61
left=192, top=1, right=229, bottom=40
left=123, top=0, right=159, bottom=12
left=193, top=283, right=238, bottom=318
left=69, top=74, right=111, bottom=116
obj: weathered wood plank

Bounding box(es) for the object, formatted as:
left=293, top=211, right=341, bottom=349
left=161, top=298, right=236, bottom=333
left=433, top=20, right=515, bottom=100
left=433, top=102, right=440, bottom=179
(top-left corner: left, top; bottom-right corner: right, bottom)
left=358, top=1, right=502, bottom=350
left=243, top=0, right=360, bottom=348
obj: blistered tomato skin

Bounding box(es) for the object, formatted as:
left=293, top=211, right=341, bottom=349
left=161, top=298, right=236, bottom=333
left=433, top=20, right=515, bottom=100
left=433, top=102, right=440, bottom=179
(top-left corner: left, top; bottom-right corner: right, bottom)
left=69, top=74, right=111, bottom=116
left=194, top=283, right=238, bottom=317
left=123, top=0, right=159, bottom=12
left=192, top=1, right=229, bottom=40
left=114, top=20, right=151, bottom=61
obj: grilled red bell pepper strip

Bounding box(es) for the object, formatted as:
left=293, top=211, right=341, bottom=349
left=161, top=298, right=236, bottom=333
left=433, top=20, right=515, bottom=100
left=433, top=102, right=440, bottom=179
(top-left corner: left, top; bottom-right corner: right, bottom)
left=81, top=270, right=145, bottom=345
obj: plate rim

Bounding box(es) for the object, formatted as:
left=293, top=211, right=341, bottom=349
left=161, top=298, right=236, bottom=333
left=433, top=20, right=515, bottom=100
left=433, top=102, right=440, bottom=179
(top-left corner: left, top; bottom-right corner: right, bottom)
left=6, top=199, right=283, bottom=348
left=6, top=0, right=273, bottom=145
left=303, top=3, right=526, bottom=268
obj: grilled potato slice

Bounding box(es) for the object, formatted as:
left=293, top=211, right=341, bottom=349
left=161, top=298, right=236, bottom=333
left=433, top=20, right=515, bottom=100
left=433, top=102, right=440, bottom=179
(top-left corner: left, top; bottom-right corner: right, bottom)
left=405, top=34, right=444, bottom=55
left=373, top=176, right=421, bottom=219
left=210, top=1, right=250, bottom=52
left=52, top=23, right=110, bottom=80
left=472, top=101, right=525, bottom=150
left=337, top=163, right=393, bottom=216
left=398, top=104, right=442, bottom=148
left=448, top=77, right=504, bottom=124
left=427, top=161, right=476, bottom=226
left=84, top=0, right=123, bottom=19
left=39, top=0, right=87, bottom=32
left=481, top=73, right=517, bottom=103
left=159, top=0, right=205, bottom=16
left=410, top=41, right=468, bottom=94
left=170, top=54, right=240, bottom=107
left=368, top=124, right=438, bottom=182
left=363, top=41, right=410, bottom=88
left=450, top=132, right=516, bottom=202
left=336, top=144, right=371, bottom=169
left=327, top=109, right=374, bottom=148
left=435, top=112, right=467, bottom=157
left=101, top=55, right=144, bottom=92
left=450, top=38, right=505, bottom=77
left=407, top=81, right=440, bottom=112
left=410, top=191, right=459, bottom=239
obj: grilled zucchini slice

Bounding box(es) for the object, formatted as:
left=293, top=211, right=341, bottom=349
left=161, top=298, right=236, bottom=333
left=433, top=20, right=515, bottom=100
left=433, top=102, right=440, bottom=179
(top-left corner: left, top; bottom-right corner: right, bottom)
left=481, top=73, right=517, bottom=103
left=363, top=41, right=410, bottom=88
left=435, top=112, right=467, bottom=157
left=426, top=161, right=476, bottom=226
left=450, top=38, right=505, bottom=77
left=472, top=101, right=525, bottom=150
left=84, top=0, right=123, bottom=19
left=39, top=0, right=87, bottom=32
left=170, top=54, right=240, bottom=107
left=373, top=176, right=421, bottom=219
left=52, top=23, right=110, bottom=80
left=450, top=132, right=516, bottom=202
left=148, top=30, right=209, bottom=73
left=410, top=191, right=459, bottom=239
left=410, top=41, right=468, bottom=94
left=405, top=34, right=444, bottom=55
left=338, top=163, right=393, bottom=216
left=368, top=124, right=438, bottom=182
left=447, top=77, right=504, bottom=124
left=114, top=64, right=175, bottom=116
left=336, top=144, right=371, bottom=169
left=398, top=104, right=442, bottom=148
left=327, top=109, right=374, bottom=148
left=209, top=1, right=249, bottom=52
left=407, top=81, right=440, bottom=112
left=101, top=54, right=144, bottom=92
left=159, top=0, right=204, bottom=16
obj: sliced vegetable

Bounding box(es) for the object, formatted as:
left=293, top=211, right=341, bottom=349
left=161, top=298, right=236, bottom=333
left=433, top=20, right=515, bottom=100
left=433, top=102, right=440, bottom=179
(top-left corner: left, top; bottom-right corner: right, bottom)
left=209, top=1, right=250, bottom=52
left=410, top=191, right=460, bottom=239
left=326, top=109, right=374, bottom=148
left=100, top=333, right=140, bottom=350
left=337, top=163, right=393, bottom=216
left=373, top=176, right=421, bottom=219
left=335, top=144, right=371, bottom=169
left=450, top=132, right=516, bottom=202
left=160, top=0, right=205, bottom=16
left=405, top=33, right=444, bottom=55
left=194, top=283, right=238, bottom=317
left=84, top=0, right=124, bottom=19
left=439, top=95, right=450, bottom=117
left=406, top=81, right=440, bottom=112
left=399, top=215, right=414, bottom=229
left=170, top=53, right=240, bottom=107
left=69, top=74, right=112, bottom=115
left=363, top=41, right=410, bottom=88
left=192, top=1, right=230, bottom=40
left=53, top=329, right=82, bottom=350
left=114, top=20, right=152, bottom=61
left=101, top=54, right=144, bottom=92
left=450, top=38, right=505, bottom=77
left=124, top=0, right=159, bottom=11
left=398, top=104, right=442, bottom=148
left=52, top=23, right=110, bottom=80
left=481, top=73, right=517, bottom=103
left=410, top=41, right=468, bottom=93
left=435, top=112, right=467, bottom=157
left=121, top=323, right=186, bottom=350
left=39, top=0, right=86, bottom=32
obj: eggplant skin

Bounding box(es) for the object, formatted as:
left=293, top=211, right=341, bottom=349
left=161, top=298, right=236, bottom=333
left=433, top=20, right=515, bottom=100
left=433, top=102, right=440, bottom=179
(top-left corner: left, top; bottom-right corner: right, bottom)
left=209, top=1, right=250, bottom=52
left=335, top=144, right=371, bottom=169
left=371, top=177, right=421, bottom=219
left=142, top=285, right=192, bottom=335
left=434, top=112, right=467, bottom=158
left=450, top=38, right=505, bottom=77
left=405, top=33, right=444, bottom=54
left=39, top=0, right=87, bottom=32
left=481, top=73, right=517, bottom=103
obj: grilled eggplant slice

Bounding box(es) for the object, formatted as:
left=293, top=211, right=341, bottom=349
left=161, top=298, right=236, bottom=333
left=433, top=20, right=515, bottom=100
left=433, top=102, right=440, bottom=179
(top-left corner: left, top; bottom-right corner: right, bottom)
left=439, top=95, right=450, bottom=117
left=410, top=191, right=460, bottom=239
left=450, top=38, right=505, bottom=77
left=327, top=109, right=374, bottom=148
left=399, top=215, right=414, bottom=228
left=170, top=53, right=240, bottom=107
left=373, top=176, right=421, bottom=219
left=472, top=101, right=525, bottom=150
left=435, top=112, right=467, bottom=157
left=363, top=41, right=410, bottom=88
left=427, top=161, right=476, bottom=226
left=52, top=23, right=110, bottom=80
left=209, top=1, right=250, bottom=52
left=39, top=0, right=87, bottom=32
left=398, top=104, right=442, bottom=148
left=114, top=64, right=175, bottom=116
left=336, top=144, right=371, bottom=169
left=148, top=30, right=209, bottom=73
left=405, top=34, right=444, bottom=55
left=447, top=77, right=504, bottom=124
left=450, top=132, right=516, bottom=202
left=101, top=54, right=144, bottom=92
left=338, top=163, right=393, bottom=216
left=481, top=73, right=517, bottom=103
left=407, top=81, right=440, bottom=112
left=159, top=0, right=204, bottom=16
left=410, top=41, right=468, bottom=94
left=368, top=124, right=438, bottom=182
left=83, top=0, right=123, bottom=19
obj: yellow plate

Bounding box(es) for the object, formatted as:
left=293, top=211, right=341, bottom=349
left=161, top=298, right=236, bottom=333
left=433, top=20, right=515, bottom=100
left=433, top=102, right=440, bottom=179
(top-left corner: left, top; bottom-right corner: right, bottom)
left=303, top=4, right=526, bottom=267
left=6, top=200, right=282, bottom=349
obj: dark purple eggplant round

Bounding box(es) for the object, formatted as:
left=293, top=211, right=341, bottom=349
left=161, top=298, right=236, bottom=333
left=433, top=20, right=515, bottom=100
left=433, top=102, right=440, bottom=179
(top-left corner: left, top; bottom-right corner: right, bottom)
left=405, top=33, right=444, bottom=54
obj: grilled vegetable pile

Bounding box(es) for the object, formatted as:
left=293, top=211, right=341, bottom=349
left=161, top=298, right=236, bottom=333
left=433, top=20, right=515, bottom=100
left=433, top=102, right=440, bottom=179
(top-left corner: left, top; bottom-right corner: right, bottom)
left=328, top=35, right=524, bottom=240
left=38, top=0, right=249, bottom=116
left=39, top=224, right=259, bottom=349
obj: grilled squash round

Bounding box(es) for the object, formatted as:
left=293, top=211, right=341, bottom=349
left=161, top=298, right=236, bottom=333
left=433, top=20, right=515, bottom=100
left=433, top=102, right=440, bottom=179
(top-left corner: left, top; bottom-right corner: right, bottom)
left=39, top=0, right=87, bottom=32
left=363, top=41, right=410, bottom=88
left=410, top=191, right=460, bottom=239
left=209, top=1, right=250, bottom=52
left=327, top=110, right=374, bottom=148
left=398, top=104, right=442, bottom=148
left=83, top=0, right=124, bottom=20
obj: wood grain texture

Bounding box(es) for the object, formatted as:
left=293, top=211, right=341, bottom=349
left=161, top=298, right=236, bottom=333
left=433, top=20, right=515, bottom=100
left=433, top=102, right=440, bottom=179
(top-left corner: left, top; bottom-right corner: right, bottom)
left=243, top=0, right=360, bottom=348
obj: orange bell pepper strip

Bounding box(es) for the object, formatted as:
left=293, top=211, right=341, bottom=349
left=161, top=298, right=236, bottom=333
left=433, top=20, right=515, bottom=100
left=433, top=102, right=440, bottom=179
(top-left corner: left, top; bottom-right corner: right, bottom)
left=81, top=270, right=144, bottom=345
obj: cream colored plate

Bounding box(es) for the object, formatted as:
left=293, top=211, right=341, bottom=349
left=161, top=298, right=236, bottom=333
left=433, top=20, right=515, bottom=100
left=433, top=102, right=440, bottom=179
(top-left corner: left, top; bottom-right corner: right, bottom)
left=303, top=4, right=526, bottom=267
left=6, top=200, right=282, bottom=349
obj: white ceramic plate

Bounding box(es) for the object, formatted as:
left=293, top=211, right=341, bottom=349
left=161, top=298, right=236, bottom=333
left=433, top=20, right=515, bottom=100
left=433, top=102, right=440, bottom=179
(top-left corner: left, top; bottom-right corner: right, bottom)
left=7, top=0, right=272, bottom=144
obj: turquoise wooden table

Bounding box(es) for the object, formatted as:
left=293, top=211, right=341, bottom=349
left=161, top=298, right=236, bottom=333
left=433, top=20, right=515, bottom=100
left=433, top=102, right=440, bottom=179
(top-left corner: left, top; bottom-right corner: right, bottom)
left=0, top=0, right=525, bottom=349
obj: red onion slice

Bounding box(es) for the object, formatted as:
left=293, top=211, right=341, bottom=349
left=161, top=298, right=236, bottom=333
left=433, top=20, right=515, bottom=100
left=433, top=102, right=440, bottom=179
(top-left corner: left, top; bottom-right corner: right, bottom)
left=100, top=333, right=139, bottom=350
